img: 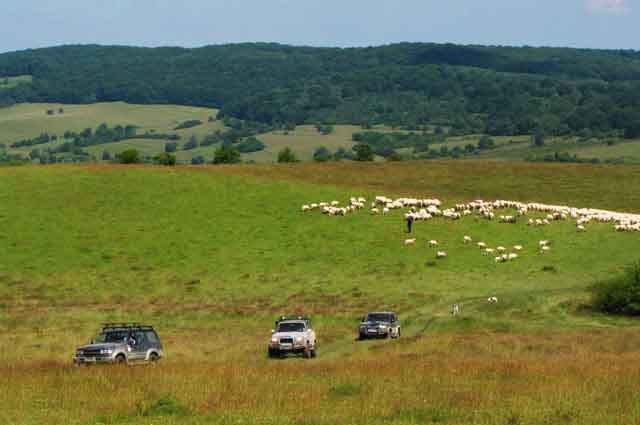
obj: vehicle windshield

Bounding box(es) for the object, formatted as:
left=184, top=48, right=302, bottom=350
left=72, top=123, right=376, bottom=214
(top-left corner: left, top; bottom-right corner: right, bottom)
left=94, top=330, right=129, bottom=343
left=277, top=322, right=305, bottom=332
left=366, top=313, right=392, bottom=322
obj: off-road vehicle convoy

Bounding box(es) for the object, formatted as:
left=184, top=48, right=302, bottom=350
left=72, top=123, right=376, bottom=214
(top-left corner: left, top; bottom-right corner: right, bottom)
left=268, top=316, right=317, bottom=358
left=358, top=312, right=401, bottom=339
left=74, top=323, right=163, bottom=365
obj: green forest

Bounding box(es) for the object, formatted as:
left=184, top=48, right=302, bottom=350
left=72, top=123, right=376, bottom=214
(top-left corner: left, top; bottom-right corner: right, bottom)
left=1, top=43, right=640, bottom=137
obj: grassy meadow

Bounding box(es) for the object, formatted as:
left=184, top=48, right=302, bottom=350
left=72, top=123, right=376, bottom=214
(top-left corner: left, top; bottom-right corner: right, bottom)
left=1, top=161, right=640, bottom=424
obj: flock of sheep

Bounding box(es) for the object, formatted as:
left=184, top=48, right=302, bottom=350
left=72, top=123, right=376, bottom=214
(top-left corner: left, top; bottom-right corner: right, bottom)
left=301, top=195, right=640, bottom=263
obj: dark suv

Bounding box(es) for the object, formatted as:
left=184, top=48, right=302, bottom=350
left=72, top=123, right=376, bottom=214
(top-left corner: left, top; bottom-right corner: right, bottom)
left=358, top=312, right=401, bottom=340
left=74, top=323, right=163, bottom=365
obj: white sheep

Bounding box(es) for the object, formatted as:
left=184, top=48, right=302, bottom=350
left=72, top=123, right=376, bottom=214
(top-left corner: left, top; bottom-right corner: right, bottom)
left=487, top=296, right=498, bottom=303
left=404, top=239, right=416, bottom=246
left=436, top=251, right=447, bottom=259
left=428, top=240, right=439, bottom=247
left=463, top=236, right=473, bottom=244
left=513, top=245, right=523, bottom=251
left=477, top=242, right=487, bottom=249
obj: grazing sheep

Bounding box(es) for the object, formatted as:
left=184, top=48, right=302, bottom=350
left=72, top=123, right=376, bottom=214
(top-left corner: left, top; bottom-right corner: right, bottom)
left=577, top=224, right=586, bottom=232
left=484, top=248, right=495, bottom=256
left=428, top=240, right=439, bottom=247
left=383, top=207, right=390, bottom=215
left=477, top=242, right=487, bottom=249
left=496, top=246, right=506, bottom=253
left=540, top=245, right=551, bottom=253
left=488, top=296, right=498, bottom=303
left=507, top=253, right=518, bottom=261
left=436, top=251, right=448, bottom=259
left=463, top=236, right=473, bottom=244
left=370, top=208, right=379, bottom=215
left=513, top=245, right=523, bottom=251
left=302, top=205, right=310, bottom=212
left=404, top=239, right=416, bottom=246
left=451, top=304, right=460, bottom=316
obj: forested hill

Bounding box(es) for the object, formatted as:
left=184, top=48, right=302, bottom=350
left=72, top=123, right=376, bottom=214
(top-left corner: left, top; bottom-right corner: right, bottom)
left=1, top=43, right=640, bottom=137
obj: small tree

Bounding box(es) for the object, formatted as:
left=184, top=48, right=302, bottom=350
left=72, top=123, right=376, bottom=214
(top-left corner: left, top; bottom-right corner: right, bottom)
left=277, top=147, right=298, bottom=163
left=183, top=135, right=199, bottom=150
left=154, top=152, right=176, bottom=166
left=213, top=145, right=241, bottom=164
left=478, top=135, right=495, bottom=150
left=165, top=142, right=178, bottom=153
left=353, top=143, right=374, bottom=161
left=313, top=146, right=332, bottom=162
left=191, top=155, right=206, bottom=165
left=116, top=149, right=141, bottom=164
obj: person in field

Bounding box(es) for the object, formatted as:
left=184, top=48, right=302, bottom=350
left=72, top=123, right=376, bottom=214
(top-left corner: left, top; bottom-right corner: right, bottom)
left=406, top=214, right=414, bottom=233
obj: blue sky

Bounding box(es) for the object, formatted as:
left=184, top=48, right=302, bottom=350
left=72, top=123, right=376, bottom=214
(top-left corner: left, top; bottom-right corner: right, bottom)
left=1, top=0, right=637, bottom=53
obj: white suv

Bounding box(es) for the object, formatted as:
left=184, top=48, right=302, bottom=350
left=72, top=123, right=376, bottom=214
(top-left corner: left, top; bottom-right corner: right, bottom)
left=268, top=316, right=317, bottom=358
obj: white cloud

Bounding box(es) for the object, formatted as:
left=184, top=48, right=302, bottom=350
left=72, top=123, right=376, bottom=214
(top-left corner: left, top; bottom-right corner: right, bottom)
left=587, top=0, right=631, bottom=15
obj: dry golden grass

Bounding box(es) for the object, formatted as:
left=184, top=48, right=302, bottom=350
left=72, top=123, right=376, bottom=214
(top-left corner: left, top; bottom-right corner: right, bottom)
left=2, top=331, right=640, bottom=424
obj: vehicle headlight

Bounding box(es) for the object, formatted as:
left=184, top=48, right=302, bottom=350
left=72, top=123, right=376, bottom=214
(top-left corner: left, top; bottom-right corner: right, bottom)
left=295, top=336, right=304, bottom=343
left=100, top=349, right=113, bottom=355
left=379, top=324, right=388, bottom=329
left=271, top=336, right=278, bottom=343
left=76, top=350, right=83, bottom=356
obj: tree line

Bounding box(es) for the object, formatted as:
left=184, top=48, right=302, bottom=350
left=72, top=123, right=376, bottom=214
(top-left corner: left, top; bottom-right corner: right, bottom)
left=1, top=43, right=640, bottom=138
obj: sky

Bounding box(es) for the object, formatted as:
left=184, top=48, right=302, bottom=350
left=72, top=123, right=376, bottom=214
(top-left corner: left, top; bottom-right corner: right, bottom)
left=1, top=0, right=638, bottom=53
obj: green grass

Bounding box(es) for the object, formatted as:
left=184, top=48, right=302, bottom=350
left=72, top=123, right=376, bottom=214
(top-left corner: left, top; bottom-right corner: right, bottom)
left=1, top=162, right=640, bottom=424
left=0, top=74, right=32, bottom=89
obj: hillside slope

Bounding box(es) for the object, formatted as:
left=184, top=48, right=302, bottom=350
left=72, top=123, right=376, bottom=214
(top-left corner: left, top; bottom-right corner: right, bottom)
left=1, top=43, right=640, bottom=137
left=1, top=162, right=640, bottom=423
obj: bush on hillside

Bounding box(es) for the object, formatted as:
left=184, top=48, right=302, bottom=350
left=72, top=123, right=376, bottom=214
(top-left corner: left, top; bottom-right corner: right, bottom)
left=313, top=146, right=332, bottom=162
left=213, top=145, right=241, bottom=164
left=236, top=137, right=265, bottom=153
left=592, top=262, right=640, bottom=316
left=154, top=152, right=176, bottom=166
left=277, top=147, right=298, bottom=163
left=116, top=149, right=141, bottom=164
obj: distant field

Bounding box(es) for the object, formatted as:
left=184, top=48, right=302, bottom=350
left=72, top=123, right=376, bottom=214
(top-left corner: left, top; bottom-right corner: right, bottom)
left=246, top=125, right=358, bottom=161
left=0, top=102, right=223, bottom=155
left=1, top=162, right=640, bottom=424
left=0, top=74, right=32, bottom=89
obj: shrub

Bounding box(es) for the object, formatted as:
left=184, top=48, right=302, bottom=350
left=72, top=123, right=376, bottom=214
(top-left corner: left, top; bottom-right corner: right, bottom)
left=191, top=155, right=206, bottom=165
left=174, top=119, right=203, bottom=130
left=154, top=152, right=176, bottom=166
left=277, top=147, right=298, bottom=163
left=236, top=137, right=265, bottom=153
left=116, top=149, right=141, bottom=164
left=352, top=143, right=374, bottom=161
left=313, top=146, right=332, bottom=162
left=183, top=136, right=199, bottom=150
left=164, top=142, right=178, bottom=153
left=592, top=262, right=640, bottom=316
left=213, top=145, right=241, bottom=164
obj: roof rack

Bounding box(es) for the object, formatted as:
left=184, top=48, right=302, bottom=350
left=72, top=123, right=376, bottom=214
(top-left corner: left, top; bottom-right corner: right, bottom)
left=101, top=323, right=154, bottom=330
left=277, top=315, right=310, bottom=323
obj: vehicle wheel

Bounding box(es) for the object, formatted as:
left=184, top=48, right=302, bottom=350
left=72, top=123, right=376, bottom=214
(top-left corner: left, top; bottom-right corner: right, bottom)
left=115, top=354, right=126, bottom=365
left=149, top=352, right=159, bottom=363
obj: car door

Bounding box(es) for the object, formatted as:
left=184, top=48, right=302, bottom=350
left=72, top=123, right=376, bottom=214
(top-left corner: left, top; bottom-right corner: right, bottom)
left=130, top=331, right=148, bottom=361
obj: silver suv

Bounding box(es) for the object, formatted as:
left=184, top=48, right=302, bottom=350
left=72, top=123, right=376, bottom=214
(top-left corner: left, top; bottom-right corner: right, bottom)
left=74, top=323, right=163, bottom=365
left=268, top=316, right=317, bottom=359
left=358, top=312, right=401, bottom=340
